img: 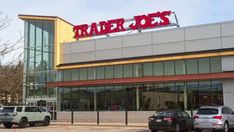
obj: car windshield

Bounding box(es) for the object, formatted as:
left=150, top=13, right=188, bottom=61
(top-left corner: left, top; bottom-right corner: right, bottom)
left=197, top=108, right=218, bottom=115
left=154, top=111, right=175, bottom=117
left=2, top=107, right=15, bottom=113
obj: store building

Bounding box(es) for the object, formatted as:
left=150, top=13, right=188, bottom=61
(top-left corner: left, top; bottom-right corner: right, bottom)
left=19, top=14, right=234, bottom=114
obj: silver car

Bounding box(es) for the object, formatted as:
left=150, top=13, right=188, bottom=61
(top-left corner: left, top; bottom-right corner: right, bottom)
left=193, top=106, right=234, bottom=132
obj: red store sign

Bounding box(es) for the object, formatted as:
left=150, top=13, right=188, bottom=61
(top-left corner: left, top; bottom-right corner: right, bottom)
left=73, top=11, right=172, bottom=39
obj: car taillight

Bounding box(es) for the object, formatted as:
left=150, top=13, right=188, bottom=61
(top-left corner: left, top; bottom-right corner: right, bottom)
left=193, top=115, right=199, bottom=119
left=213, top=116, right=222, bottom=120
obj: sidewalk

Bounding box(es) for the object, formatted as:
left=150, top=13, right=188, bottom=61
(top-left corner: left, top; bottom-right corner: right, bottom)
left=51, top=121, right=148, bottom=127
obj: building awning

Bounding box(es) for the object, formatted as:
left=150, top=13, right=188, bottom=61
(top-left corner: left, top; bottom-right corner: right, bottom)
left=47, top=72, right=234, bottom=87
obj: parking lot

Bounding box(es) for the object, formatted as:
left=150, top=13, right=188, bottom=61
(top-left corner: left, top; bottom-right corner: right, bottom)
left=0, top=124, right=150, bottom=132
left=0, top=124, right=216, bottom=132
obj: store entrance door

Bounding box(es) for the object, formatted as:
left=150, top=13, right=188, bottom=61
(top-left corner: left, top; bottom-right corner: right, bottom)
left=46, top=101, right=57, bottom=120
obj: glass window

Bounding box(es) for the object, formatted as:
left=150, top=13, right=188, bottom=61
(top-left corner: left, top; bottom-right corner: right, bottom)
left=87, top=68, right=95, bottom=80
left=105, top=66, right=114, bottom=79
left=80, top=68, right=87, bottom=80
left=166, top=83, right=180, bottom=109
left=210, top=57, right=222, bottom=73
left=133, top=64, right=143, bottom=77
left=59, top=88, right=64, bottom=110
left=16, top=107, right=23, bottom=112
left=105, top=86, right=114, bottom=111
left=175, top=60, right=186, bottom=75
left=42, top=22, right=53, bottom=71
left=143, top=63, right=153, bottom=76
left=35, top=21, right=43, bottom=48
left=139, top=84, right=155, bottom=111
left=71, top=69, right=79, bottom=81
left=113, top=85, right=126, bottom=111
left=198, top=58, right=210, bottom=73
left=155, top=83, right=180, bottom=110
left=154, top=62, right=164, bottom=76
left=63, top=88, right=71, bottom=111
left=114, top=65, right=123, bottom=78
left=29, top=21, right=35, bottom=48
left=125, top=85, right=136, bottom=111
left=227, top=107, right=234, bottom=114
left=35, top=51, right=42, bottom=71
left=186, top=82, right=199, bottom=109
left=164, top=61, right=175, bottom=75
left=63, top=70, right=71, bottom=81
left=25, top=20, right=55, bottom=99
left=211, top=81, right=223, bottom=106
left=186, top=59, right=198, bottom=74
left=96, top=86, right=106, bottom=110
left=176, top=83, right=185, bottom=109
left=3, top=107, right=15, bottom=113
left=25, top=107, right=33, bottom=112
left=42, top=52, right=48, bottom=71
left=124, top=64, right=133, bottom=78
left=198, top=108, right=218, bottom=115
left=199, top=81, right=211, bottom=106
left=70, top=87, right=94, bottom=111
left=96, top=67, right=104, bottom=79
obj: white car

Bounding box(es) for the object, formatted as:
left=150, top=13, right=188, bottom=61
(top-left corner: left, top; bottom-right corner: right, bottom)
left=193, top=106, right=234, bottom=132
left=0, top=106, right=51, bottom=128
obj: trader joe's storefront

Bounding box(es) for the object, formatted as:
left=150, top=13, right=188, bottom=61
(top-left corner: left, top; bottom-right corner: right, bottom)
left=58, top=81, right=223, bottom=111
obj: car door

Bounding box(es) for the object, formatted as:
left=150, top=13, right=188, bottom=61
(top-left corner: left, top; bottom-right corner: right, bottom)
left=226, top=107, right=234, bottom=127
left=36, top=107, right=44, bottom=121
left=222, top=107, right=233, bottom=127
left=32, top=107, right=42, bottom=122
left=176, top=112, right=186, bottom=129
left=181, top=111, right=193, bottom=129
left=25, top=107, right=33, bottom=122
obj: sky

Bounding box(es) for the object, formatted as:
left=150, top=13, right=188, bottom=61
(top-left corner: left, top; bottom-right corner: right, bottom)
left=1, top=0, right=234, bottom=64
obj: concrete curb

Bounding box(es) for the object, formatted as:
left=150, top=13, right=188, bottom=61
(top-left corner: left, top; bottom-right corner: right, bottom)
left=51, top=122, right=148, bottom=128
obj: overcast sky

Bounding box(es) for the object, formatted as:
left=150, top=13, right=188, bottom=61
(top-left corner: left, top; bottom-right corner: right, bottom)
left=1, top=0, right=234, bottom=64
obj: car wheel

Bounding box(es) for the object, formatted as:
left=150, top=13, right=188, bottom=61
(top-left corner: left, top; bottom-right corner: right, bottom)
left=3, top=123, right=13, bottom=128
left=223, top=122, right=229, bottom=132
left=29, top=122, right=35, bottom=127
left=151, top=129, right=157, bottom=132
left=43, top=116, right=50, bottom=126
left=19, top=118, right=28, bottom=128
left=175, top=122, right=181, bottom=132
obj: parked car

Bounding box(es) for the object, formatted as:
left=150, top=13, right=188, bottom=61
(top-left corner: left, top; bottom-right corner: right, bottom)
left=193, top=106, right=234, bottom=132
left=0, top=106, right=51, bottom=128
left=148, top=109, right=194, bottom=132
left=0, top=106, right=2, bottom=125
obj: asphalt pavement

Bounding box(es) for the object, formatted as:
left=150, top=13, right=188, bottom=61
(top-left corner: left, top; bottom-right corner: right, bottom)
left=0, top=125, right=150, bottom=132
left=0, top=123, right=211, bottom=132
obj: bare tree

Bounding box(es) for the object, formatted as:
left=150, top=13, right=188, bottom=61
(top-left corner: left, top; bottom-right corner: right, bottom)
left=0, top=62, right=23, bottom=105
left=0, top=12, right=23, bottom=105
left=0, top=12, right=23, bottom=64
